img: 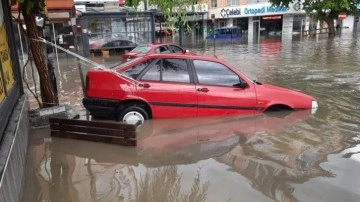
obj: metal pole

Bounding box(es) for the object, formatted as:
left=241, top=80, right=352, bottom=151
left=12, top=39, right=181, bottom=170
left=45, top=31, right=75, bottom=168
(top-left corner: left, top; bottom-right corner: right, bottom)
left=160, top=21, right=162, bottom=43
left=52, top=23, right=60, bottom=72
left=52, top=23, right=62, bottom=93
left=212, top=19, right=215, bottom=56
left=71, top=17, right=86, bottom=96
left=179, top=18, right=183, bottom=46
left=17, top=24, right=26, bottom=64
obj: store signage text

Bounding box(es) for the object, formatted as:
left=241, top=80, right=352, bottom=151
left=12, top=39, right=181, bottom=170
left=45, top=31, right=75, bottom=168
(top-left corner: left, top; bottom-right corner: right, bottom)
left=244, top=6, right=289, bottom=15
left=220, top=8, right=241, bottom=18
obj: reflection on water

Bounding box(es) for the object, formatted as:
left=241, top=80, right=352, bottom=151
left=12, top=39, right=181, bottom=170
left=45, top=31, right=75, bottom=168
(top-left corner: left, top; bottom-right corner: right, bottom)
left=24, top=110, right=355, bottom=202
left=23, top=33, right=360, bottom=202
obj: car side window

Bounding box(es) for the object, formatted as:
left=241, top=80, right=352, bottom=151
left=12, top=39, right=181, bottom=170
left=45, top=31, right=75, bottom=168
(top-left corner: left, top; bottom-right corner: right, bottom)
left=122, top=59, right=154, bottom=79
left=193, top=60, right=240, bottom=86
left=141, top=60, right=161, bottom=81
left=169, top=45, right=183, bottom=53
left=159, top=46, right=170, bottom=53
left=103, top=41, right=113, bottom=48
left=162, top=59, right=190, bottom=83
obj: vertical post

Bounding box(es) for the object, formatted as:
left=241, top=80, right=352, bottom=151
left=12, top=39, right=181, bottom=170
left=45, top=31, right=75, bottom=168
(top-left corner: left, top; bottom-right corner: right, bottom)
left=17, top=24, right=26, bottom=64
left=52, top=23, right=60, bottom=72
left=212, top=17, right=215, bottom=56
left=179, top=17, right=183, bottom=46
left=151, top=12, right=156, bottom=43
left=160, top=21, right=162, bottom=43
left=71, top=9, right=86, bottom=96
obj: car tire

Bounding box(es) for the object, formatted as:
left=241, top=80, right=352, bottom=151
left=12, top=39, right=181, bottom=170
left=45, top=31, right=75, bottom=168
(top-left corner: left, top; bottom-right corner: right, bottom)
left=118, top=106, right=149, bottom=126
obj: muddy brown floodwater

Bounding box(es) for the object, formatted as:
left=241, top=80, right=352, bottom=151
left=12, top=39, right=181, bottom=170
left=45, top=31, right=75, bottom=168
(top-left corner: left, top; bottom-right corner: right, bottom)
left=22, top=33, right=360, bottom=202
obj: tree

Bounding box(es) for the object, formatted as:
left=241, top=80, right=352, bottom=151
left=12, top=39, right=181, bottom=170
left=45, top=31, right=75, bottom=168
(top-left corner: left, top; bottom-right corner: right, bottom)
left=11, top=0, right=58, bottom=108
left=269, top=0, right=360, bottom=35
left=125, top=0, right=204, bottom=22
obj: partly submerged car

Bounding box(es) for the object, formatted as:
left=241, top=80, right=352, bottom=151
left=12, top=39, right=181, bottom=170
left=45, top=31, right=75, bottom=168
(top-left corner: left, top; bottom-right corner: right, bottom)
left=82, top=54, right=318, bottom=125
left=121, top=43, right=195, bottom=63
left=89, top=39, right=138, bottom=54
left=206, top=26, right=242, bottom=39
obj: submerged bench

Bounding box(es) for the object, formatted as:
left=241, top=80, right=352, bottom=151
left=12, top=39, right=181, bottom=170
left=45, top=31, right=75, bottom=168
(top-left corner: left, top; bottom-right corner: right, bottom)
left=49, top=117, right=136, bottom=146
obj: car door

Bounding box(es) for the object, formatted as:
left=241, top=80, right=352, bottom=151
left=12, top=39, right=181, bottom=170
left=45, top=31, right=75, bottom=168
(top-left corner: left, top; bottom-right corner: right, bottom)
left=136, top=58, right=197, bottom=118
left=192, top=59, right=257, bottom=117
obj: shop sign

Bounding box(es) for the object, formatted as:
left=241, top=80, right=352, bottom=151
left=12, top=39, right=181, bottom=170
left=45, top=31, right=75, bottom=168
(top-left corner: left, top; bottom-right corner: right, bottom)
left=213, top=3, right=302, bottom=19
left=262, top=16, right=282, bottom=20
left=338, top=12, right=347, bottom=20
left=0, top=2, right=15, bottom=93
left=244, top=6, right=289, bottom=15
left=220, top=8, right=241, bottom=18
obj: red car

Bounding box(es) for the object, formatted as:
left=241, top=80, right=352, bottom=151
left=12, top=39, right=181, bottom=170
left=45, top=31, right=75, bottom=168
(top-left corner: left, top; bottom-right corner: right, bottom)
left=121, top=43, right=195, bottom=62
left=83, top=54, right=318, bottom=125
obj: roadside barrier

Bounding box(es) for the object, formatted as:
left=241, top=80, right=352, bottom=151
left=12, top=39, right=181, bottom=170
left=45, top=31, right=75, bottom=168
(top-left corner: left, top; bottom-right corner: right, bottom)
left=49, top=117, right=136, bottom=146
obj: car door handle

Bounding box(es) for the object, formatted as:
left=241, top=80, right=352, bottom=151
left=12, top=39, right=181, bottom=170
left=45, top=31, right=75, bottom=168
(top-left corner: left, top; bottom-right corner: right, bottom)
left=197, top=88, right=209, bottom=92
left=139, top=83, right=151, bottom=88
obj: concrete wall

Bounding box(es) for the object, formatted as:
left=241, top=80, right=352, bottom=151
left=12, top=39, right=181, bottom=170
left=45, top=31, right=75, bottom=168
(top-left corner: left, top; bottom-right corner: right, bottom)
left=0, top=95, right=29, bottom=202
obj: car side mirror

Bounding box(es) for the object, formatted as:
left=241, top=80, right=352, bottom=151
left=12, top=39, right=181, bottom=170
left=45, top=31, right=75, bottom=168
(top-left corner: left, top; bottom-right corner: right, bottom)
left=184, top=49, right=190, bottom=53
left=233, top=82, right=249, bottom=89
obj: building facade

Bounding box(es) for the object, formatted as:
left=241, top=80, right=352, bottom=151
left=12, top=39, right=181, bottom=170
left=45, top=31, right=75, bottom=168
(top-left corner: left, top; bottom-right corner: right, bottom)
left=0, top=1, right=29, bottom=202
left=206, top=0, right=359, bottom=41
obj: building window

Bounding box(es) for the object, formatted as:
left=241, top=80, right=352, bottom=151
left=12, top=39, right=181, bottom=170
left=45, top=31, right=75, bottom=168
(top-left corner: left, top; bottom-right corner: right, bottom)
left=247, top=0, right=268, bottom=4
left=228, top=0, right=239, bottom=6
left=219, top=20, right=227, bottom=27
left=211, top=0, right=217, bottom=8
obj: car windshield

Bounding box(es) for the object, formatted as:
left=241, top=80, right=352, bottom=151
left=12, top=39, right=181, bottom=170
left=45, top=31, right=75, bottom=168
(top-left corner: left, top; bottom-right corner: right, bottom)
left=111, top=57, right=143, bottom=70
left=130, top=46, right=152, bottom=54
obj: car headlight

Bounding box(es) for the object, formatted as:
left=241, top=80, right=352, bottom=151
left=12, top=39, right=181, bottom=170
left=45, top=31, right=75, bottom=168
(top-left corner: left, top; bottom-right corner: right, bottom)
left=311, top=100, right=318, bottom=114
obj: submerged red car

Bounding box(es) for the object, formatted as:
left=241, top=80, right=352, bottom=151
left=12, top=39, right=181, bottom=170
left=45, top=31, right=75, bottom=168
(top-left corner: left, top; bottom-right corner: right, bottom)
left=83, top=54, right=318, bottom=125
left=121, top=43, right=195, bottom=62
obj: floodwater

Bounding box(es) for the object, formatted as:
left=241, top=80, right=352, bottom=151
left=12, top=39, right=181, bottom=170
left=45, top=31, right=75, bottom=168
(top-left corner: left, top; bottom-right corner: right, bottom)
left=22, top=33, right=360, bottom=202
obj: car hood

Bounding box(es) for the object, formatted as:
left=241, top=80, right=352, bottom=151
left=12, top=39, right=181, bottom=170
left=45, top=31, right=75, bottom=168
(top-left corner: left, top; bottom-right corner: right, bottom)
left=254, top=83, right=316, bottom=109
left=125, top=52, right=145, bottom=56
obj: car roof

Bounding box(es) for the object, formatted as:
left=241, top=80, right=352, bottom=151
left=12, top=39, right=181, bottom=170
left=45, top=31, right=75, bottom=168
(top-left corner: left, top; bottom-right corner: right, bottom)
left=141, top=53, right=224, bottom=62
left=140, top=43, right=179, bottom=48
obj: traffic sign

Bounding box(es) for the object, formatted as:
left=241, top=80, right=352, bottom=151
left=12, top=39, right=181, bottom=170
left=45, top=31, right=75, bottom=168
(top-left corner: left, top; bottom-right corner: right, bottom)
left=338, top=12, right=347, bottom=20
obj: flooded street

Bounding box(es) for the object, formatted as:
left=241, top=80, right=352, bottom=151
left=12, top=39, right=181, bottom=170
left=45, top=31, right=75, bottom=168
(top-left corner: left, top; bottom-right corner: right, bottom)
left=22, top=33, right=360, bottom=202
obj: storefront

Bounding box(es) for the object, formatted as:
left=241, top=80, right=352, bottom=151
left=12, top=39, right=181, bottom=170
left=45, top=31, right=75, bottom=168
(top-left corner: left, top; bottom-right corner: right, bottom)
left=79, top=11, right=157, bottom=57
left=1, top=1, right=28, bottom=201
left=11, top=0, right=73, bottom=60
left=208, top=2, right=306, bottom=39
left=0, top=0, right=23, bottom=140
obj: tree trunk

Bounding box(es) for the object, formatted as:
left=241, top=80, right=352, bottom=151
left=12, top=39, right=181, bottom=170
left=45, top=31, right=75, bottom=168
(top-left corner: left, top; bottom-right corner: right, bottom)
left=325, top=16, right=336, bottom=36
left=22, top=11, right=59, bottom=108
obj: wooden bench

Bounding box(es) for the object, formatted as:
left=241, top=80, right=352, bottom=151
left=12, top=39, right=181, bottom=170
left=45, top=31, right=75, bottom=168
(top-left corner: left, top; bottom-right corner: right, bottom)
left=49, top=117, right=136, bottom=146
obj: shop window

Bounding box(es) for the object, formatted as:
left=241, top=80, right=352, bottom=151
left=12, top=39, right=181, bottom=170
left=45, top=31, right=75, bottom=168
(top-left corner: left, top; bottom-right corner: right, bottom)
left=0, top=0, right=21, bottom=141
left=219, top=21, right=227, bottom=28
left=87, top=16, right=152, bottom=54
left=0, top=5, right=15, bottom=104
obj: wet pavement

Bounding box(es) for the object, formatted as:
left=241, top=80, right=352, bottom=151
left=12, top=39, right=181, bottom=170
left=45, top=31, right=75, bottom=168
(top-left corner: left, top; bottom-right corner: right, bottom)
left=22, top=33, right=360, bottom=202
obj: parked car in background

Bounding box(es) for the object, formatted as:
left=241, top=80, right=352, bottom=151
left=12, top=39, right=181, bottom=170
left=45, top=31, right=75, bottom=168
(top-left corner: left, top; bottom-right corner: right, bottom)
left=89, top=39, right=137, bottom=54
left=206, top=26, right=242, bottom=39
left=121, top=43, right=195, bottom=62
left=83, top=54, right=318, bottom=125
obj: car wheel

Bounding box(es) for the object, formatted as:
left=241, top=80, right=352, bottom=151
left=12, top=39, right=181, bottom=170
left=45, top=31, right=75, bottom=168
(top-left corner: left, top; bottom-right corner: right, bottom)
left=119, top=106, right=149, bottom=126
